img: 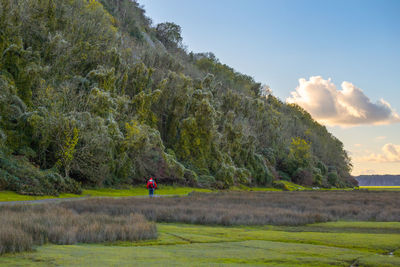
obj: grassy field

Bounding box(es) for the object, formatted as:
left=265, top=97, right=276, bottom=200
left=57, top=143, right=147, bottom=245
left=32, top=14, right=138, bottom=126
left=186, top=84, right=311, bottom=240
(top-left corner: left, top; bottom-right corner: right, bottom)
left=1, top=190, right=400, bottom=266
left=2, top=182, right=381, bottom=202
left=1, top=222, right=400, bottom=266
left=0, top=181, right=324, bottom=202
left=0, top=186, right=213, bottom=202
left=359, top=186, right=400, bottom=191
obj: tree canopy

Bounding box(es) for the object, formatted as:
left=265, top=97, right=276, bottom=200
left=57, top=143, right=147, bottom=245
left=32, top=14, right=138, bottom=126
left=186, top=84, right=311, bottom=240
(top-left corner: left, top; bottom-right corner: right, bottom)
left=0, top=0, right=356, bottom=195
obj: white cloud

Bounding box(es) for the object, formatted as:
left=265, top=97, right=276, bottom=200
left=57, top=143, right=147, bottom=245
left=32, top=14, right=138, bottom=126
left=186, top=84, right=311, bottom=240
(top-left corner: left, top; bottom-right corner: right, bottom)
left=359, top=143, right=400, bottom=163
left=375, top=136, right=386, bottom=141
left=286, top=76, right=400, bottom=126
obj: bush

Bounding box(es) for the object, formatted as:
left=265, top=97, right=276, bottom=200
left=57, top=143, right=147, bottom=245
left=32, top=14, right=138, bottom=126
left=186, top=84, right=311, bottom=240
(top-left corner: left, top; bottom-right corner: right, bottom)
left=292, top=168, right=313, bottom=186
left=215, top=164, right=235, bottom=186
left=235, top=168, right=251, bottom=185
left=327, top=171, right=339, bottom=187
left=313, top=173, right=323, bottom=187
left=312, top=167, right=323, bottom=187
left=197, top=175, right=216, bottom=188
left=0, top=152, right=81, bottom=195
left=316, top=161, right=327, bottom=175
left=248, top=154, right=273, bottom=185
left=278, top=171, right=291, bottom=182
left=272, top=180, right=289, bottom=191
left=183, top=169, right=198, bottom=186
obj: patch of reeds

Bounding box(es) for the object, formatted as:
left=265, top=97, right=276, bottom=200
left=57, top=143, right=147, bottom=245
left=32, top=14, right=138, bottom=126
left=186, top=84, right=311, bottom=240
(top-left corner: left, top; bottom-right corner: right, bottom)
left=0, top=204, right=157, bottom=255
left=62, top=190, right=400, bottom=227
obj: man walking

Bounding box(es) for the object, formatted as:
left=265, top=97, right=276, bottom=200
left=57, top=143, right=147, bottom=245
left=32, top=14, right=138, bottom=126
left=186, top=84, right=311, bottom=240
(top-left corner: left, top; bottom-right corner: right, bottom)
left=146, top=177, right=157, bottom=197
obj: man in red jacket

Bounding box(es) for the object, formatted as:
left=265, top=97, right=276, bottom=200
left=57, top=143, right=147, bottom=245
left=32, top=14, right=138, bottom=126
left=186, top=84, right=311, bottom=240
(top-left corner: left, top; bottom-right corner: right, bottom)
left=146, top=177, right=157, bottom=197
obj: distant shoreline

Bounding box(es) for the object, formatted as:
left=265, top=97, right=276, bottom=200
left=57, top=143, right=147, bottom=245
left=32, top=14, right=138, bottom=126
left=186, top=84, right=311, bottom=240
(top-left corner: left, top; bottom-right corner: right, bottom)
left=356, top=175, right=400, bottom=187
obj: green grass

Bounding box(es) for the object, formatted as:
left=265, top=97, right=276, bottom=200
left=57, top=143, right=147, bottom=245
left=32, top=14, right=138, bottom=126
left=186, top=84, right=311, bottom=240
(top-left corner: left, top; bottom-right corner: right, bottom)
left=310, top=221, right=400, bottom=229
left=277, top=221, right=400, bottom=234
left=0, top=241, right=368, bottom=267
left=0, top=186, right=213, bottom=202
left=1, top=221, right=400, bottom=266
left=280, top=180, right=307, bottom=190
left=229, top=181, right=309, bottom=192
left=359, top=186, right=400, bottom=191
left=0, top=183, right=362, bottom=202
left=147, top=223, right=400, bottom=254
left=0, top=191, right=82, bottom=201
left=82, top=186, right=212, bottom=197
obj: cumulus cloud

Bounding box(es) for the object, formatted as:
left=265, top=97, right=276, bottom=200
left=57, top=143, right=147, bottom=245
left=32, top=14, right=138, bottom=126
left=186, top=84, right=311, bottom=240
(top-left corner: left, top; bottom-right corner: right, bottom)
left=286, top=76, right=400, bottom=126
left=360, top=143, right=400, bottom=163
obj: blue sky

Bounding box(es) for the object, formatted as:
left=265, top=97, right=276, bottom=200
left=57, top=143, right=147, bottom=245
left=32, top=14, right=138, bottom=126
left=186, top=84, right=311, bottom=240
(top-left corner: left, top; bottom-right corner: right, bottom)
left=139, top=0, right=400, bottom=175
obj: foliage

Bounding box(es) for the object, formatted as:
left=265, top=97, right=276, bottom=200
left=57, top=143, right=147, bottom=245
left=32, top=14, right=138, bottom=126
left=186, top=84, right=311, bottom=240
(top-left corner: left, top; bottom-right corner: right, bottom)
left=0, top=0, right=354, bottom=195
left=0, top=151, right=81, bottom=195
left=327, top=171, right=339, bottom=187
left=56, top=126, right=79, bottom=177
left=155, top=22, right=183, bottom=49
left=292, top=168, right=313, bottom=186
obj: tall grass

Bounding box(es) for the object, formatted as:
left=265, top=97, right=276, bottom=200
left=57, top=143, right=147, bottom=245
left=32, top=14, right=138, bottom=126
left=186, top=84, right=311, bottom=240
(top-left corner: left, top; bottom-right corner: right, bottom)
left=0, top=204, right=157, bottom=255
left=2, top=190, right=400, bottom=255
left=63, top=191, right=400, bottom=226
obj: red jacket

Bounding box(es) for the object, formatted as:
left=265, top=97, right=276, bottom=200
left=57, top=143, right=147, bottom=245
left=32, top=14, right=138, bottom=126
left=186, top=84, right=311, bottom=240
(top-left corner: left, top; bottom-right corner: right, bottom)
left=146, top=179, right=157, bottom=189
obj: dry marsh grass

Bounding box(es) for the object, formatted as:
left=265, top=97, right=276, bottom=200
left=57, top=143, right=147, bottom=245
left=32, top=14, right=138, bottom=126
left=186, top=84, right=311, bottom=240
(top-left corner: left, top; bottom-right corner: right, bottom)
left=0, top=204, right=156, bottom=255
left=63, top=190, right=400, bottom=226
left=2, top=190, right=399, bottom=255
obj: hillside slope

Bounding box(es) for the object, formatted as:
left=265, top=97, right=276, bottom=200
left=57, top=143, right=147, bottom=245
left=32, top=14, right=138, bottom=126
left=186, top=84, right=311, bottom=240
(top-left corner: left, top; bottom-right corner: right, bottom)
left=0, top=0, right=356, bottom=195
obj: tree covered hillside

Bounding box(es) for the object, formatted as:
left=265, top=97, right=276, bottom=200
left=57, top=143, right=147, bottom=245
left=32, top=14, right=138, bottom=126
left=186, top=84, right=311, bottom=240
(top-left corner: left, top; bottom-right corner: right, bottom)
left=0, top=0, right=356, bottom=195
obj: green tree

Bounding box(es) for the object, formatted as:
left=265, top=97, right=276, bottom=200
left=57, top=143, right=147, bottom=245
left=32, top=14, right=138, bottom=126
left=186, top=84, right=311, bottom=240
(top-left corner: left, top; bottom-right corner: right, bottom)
left=56, top=126, right=79, bottom=178
left=156, top=22, right=183, bottom=49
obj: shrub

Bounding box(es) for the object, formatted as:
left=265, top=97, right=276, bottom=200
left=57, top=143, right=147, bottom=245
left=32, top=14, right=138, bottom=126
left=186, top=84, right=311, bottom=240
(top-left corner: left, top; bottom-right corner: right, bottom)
left=313, top=173, right=323, bottom=187
left=197, top=175, right=216, bottom=188
left=316, top=161, right=327, bottom=175
left=292, top=168, right=313, bottom=186
left=235, top=168, right=251, bottom=185
left=215, top=164, right=235, bottom=187
left=278, top=171, right=291, bottom=182
left=183, top=169, right=198, bottom=186
left=272, top=180, right=289, bottom=191
left=0, top=152, right=81, bottom=195
left=312, top=167, right=323, bottom=187
left=327, top=171, right=339, bottom=186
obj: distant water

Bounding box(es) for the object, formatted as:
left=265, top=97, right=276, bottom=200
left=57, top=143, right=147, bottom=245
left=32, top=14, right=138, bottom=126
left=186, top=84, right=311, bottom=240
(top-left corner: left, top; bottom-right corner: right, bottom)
left=355, top=175, right=400, bottom=186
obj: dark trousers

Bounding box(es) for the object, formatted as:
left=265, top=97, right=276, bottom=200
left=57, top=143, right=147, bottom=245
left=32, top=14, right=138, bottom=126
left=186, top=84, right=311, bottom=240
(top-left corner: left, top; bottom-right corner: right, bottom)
left=149, top=188, right=154, bottom=197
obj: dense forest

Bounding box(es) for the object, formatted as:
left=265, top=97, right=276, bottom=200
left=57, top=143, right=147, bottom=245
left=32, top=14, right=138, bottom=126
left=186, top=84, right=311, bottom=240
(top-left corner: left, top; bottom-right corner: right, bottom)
left=0, top=0, right=356, bottom=195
